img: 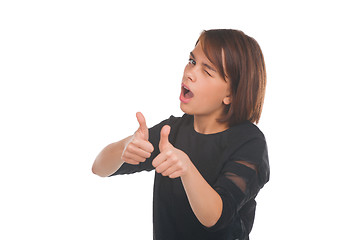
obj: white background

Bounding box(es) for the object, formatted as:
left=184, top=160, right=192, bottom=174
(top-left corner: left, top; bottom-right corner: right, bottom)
left=1, top=0, right=359, bottom=239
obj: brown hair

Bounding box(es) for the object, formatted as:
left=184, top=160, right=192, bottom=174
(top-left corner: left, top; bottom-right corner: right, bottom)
left=197, top=29, right=266, bottom=125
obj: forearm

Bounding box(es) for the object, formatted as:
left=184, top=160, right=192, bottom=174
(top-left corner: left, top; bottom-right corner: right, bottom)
left=181, top=163, right=223, bottom=228
left=92, top=136, right=132, bottom=177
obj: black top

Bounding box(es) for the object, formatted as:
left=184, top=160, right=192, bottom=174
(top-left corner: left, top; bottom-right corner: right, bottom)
left=111, top=114, right=270, bottom=240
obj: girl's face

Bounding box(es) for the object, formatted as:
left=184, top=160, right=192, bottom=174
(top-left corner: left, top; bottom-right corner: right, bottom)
left=180, top=43, right=231, bottom=121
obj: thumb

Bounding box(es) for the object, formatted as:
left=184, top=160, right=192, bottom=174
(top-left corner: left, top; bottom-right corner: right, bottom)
left=136, top=112, right=148, bottom=139
left=159, top=125, right=171, bottom=152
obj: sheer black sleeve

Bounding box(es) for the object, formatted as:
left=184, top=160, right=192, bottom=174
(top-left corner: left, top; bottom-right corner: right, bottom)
left=207, top=136, right=270, bottom=232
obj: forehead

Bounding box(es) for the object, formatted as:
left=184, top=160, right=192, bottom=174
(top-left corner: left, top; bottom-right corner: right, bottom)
left=194, top=40, right=228, bottom=79
left=192, top=43, right=204, bottom=56
left=191, top=43, right=213, bottom=64
left=192, top=43, right=229, bottom=83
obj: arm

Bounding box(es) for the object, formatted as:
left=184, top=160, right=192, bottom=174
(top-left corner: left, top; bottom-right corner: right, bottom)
left=92, top=136, right=132, bottom=177
left=152, top=125, right=222, bottom=227
left=181, top=160, right=258, bottom=228
left=92, top=112, right=154, bottom=177
left=181, top=163, right=223, bottom=228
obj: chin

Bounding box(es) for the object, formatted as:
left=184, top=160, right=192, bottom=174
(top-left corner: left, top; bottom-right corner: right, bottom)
left=180, top=103, right=194, bottom=115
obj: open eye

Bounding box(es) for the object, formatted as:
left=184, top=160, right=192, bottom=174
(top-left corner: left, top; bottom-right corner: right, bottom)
left=188, top=58, right=196, bottom=65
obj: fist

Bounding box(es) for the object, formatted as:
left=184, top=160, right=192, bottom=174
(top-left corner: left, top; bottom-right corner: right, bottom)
left=152, top=125, right=191, bottom=178
left=121, top=112, right=154, bottom=165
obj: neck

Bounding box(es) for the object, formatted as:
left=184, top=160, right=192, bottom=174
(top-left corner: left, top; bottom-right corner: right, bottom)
left=193, top=115, right=229, bottom=135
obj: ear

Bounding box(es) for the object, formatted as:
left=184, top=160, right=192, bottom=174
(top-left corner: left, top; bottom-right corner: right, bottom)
left=223, top=81, right=232, bottom=105
left=223, top=95, right=231, bottom=105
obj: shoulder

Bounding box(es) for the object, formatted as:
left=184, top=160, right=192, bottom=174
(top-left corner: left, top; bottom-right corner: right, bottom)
left=225, top=121, right=268, bottom=163
left=228, top=121, right=266, bottom=145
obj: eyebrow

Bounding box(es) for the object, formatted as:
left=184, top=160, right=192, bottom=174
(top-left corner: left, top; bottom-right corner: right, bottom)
left=190, top=52, right=217, bottom=72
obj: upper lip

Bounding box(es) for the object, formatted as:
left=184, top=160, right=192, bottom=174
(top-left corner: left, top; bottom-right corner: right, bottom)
left=182, top=83, right=191, bottom=91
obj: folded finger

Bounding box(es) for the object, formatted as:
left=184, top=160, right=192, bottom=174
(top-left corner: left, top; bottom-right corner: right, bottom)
left=122, top=157, right=140, bottom=165
left=160, top=165, right=178, bottom=177
left=168, top=171, right=182, bottom=179
left=152, top=153, right=167, bottom=168
left=155, top=159, right=173, bottom=174
left=133, top=138, right=154, bottom=153
left=127, top=144, right=152, bottom=159
left=123, top=151, right=146, bottom=163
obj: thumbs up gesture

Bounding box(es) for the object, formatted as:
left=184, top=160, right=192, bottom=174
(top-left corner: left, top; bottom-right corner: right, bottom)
left=152, top=125, right=191, bottom=178
left=121, top=112, right=154, bottom=165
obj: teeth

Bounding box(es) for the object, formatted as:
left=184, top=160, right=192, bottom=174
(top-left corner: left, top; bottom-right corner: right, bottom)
left=183, top=85, right=189, bottom=90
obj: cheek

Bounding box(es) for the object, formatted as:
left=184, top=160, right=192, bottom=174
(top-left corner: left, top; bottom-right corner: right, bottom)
left=200, top=83, right=227, bottom=103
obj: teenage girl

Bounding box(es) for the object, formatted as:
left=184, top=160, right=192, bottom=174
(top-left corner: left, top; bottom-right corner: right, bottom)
left=92, top=29, right=270, bottom=240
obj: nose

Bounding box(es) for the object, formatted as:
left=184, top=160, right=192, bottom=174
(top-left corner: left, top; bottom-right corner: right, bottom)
left=184, top=65, right=196, bottom=82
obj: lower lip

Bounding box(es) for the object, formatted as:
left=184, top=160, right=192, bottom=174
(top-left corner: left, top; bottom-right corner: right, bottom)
left=179, top=93, right=192, bottom=103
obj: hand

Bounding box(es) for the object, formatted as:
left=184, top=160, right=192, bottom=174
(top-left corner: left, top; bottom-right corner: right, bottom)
left=121, top=112, right=154, bottom=165
left=152, top=125, right=191, bottom=178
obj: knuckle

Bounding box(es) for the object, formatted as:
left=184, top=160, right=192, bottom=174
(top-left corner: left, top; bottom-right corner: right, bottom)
left=166, top=150, right=173, bottom=158
left=132, top=138, right=139, bottom=145
left=127, top=143, right=134, bottom=152
left=170, top=155, right=177, bottom=163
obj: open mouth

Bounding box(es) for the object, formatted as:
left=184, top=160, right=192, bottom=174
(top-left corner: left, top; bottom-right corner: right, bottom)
left=181, top=84, right=194, bottom=99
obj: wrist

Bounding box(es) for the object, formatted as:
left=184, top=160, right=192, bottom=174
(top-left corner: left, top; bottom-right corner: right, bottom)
left=181, top=158, right=197, bottom=180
